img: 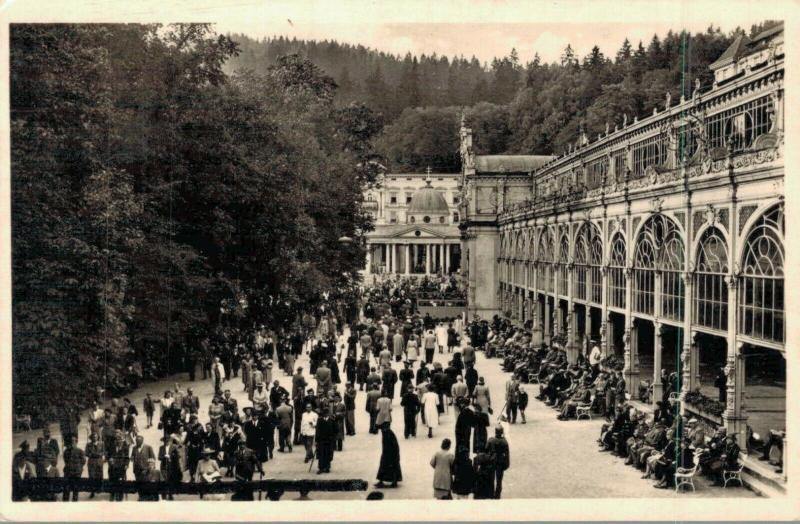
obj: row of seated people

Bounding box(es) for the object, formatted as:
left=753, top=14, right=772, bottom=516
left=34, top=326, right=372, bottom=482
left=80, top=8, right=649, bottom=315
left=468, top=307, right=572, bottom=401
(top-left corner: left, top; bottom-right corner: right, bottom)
left=599, top=404, right=742, bottom=489
left=478, top=317, right=744, bottom=492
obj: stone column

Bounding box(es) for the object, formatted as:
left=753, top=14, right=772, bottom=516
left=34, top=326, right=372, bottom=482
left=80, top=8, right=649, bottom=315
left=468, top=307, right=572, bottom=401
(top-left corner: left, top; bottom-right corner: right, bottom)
left=680, top=273, right=694, bottom=409
left=601, top=265, right=609, bottom=357
left=623, top=267, right=639, bottom=394
left=724, top=276, right=747, bottom=446
left=444, top=244, right=450, bottom=274
left=405, top=244, right=411, bottom=275
left=544, top=295, right=551, bottom=345
left=568, top=304, right=578, bottom=363
left=365, top=245, right=372, bottom=275
left=652, top=321, right=664, bottom=406
left=425, top=244, right=431, bottom=275
left=585, top=305, right=592, bottom=357
left=388, top=243, right=394, bottom=273
left=606, top=314, right=615, bottom=358
left=439, top=244, right=445, bottom=274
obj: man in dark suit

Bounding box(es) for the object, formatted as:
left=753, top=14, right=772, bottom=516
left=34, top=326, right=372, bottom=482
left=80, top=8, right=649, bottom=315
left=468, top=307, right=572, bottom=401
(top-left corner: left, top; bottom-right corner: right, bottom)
left=400, top=385, right=421, bottom=439
left=62, top=435, right=86, bottom=501
left=137, top=458, right=163, bottom=501
left=243, top=411, right=268, bottom=464
left=381, top=365, right=398, bottom=401
left=35, top=428, right=60, bottom=478
left=465, top=364, right=479, bottom=397
left=485, top=426, right=510, bottom=499
left=130, top=434, right=156, bottom=482
left=107, top=430, right=130, bottom=501
left=314, top=411, right=338, bottom=474
left=232, top=441, right=263, bottom=501
left=270, top=380, right=290, bottom=412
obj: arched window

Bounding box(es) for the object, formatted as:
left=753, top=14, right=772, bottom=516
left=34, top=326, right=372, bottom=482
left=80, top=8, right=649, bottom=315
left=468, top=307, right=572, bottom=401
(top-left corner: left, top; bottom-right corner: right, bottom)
left=573, top=223, right=603, bottom=304
left=574, top=234, right=589, bottom=300
left=608, top=234, right=626, bottom=309
left=633, top=214, right=685, bottom=319
left=537, top=228, right=554, bottom=293
left=589, top=234, right=603, bottom=304
left=739, top=205, right=784, bottom=344
left=558, top=234, right=570, bottom=296
left=693, top=228, right=729, bottom=331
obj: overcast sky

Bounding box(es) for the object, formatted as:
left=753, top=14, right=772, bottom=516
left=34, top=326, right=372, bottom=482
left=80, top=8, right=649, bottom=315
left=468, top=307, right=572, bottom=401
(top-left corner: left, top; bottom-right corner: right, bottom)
left=5, top=0, right=788, bottom=64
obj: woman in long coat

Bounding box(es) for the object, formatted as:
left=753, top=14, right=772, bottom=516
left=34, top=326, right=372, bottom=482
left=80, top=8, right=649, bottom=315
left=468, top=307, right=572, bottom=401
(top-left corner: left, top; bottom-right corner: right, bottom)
left=472, top=405, right=490, bottom=453
left=375, top=424, right=402, bottom=488
left=421, top=385, right=440, bottom=438
left=451, top=450, right=475, bottom=499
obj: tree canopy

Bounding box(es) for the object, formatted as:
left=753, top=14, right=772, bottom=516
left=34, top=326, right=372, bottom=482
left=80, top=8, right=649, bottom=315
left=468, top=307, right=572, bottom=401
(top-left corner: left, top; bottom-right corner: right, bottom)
left=11, top=24, right=378, bottom=419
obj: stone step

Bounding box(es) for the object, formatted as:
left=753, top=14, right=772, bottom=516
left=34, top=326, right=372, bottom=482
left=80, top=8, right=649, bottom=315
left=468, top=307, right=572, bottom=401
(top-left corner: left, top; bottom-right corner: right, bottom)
left=741, top=470, right=785, bottom=498
left=742, top=457, right=786, bottom=495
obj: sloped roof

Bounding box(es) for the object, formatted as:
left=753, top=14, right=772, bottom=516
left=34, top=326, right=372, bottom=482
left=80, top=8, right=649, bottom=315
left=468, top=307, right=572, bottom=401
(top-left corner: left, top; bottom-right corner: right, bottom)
left=474, top=155, right=555, bottom=174
left=710, top=23, right=784, bottom=70
left=710, top=34, right=751, bottom=70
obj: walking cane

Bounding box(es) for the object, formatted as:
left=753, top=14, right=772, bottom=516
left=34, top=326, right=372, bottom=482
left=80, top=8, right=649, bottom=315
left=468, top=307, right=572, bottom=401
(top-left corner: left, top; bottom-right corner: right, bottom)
left=308, top=447, right=316, bottom=473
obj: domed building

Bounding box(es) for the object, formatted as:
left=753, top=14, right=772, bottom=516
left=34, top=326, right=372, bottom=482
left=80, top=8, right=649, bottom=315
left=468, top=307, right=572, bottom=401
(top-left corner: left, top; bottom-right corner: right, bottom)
left=363, top=172, right=461, bottom=280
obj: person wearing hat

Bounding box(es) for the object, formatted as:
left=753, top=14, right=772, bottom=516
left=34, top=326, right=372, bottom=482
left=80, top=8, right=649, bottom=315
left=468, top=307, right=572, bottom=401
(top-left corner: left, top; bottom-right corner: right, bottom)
left=275, top=396, right=294, bottom=452
left=35, top=427, right=59, bottom=478
left=243, top=409, right=269, bottom=464
left=12, top=441, right=36, bottom=501
left=195, top=447, right=222, bottom=499
left=485, top=426, right=510, bottom=499
left=314, top=408, right=337, bottom=474
left=131, top=434, right=156, bottom=483
left=686, top=418, right=705, bottom=450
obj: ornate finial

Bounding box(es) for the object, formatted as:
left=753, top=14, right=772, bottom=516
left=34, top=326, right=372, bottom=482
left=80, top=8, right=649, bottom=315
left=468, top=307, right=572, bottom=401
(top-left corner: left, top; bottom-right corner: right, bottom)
left=426, top=166, right=432, bottom=175
left=665, top=91, right=672, bottom=108
left=623, top=114, right=628, bottom=127
left=605, top=122, right=610, bottom=135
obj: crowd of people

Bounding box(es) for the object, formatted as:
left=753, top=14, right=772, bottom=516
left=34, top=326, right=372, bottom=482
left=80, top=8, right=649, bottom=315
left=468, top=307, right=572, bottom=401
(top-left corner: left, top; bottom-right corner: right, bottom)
left=11, top=287, right=516, bottom=502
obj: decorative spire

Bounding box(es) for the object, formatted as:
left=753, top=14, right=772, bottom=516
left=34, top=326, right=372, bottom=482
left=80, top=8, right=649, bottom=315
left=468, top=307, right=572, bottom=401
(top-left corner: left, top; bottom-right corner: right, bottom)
left=665, top=91, right=672, bottom=109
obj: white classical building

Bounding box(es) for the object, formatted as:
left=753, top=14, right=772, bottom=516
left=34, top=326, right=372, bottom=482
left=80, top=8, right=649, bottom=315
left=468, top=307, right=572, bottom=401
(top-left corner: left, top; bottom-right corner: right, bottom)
left=363, top=172, right=461, bottom=279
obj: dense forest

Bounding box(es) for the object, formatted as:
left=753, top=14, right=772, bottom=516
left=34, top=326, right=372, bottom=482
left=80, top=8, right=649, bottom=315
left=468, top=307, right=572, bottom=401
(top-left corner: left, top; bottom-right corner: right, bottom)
left=227, top=20, right=780, bottom=171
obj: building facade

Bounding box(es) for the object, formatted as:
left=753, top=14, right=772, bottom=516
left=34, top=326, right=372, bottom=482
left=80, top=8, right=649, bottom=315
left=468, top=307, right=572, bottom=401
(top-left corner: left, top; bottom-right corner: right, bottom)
left=364, top=171, right=462, bottom=280
left=459, top=25, right=785, bottom=451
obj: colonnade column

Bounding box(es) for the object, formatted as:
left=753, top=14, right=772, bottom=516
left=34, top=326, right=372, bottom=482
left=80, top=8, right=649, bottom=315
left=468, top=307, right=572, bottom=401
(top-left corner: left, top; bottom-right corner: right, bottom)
left=652, top=321, right=664, bottom=404
left=389, top=243, right=395, bottom=273
left=600, top=265, right=609, bottom=358
left=444, top=244, right=450, bottom=274
left=543, top=291, right=551, bottom=345
left=365, top=245, right=372, bottom=275
left=585, top=306, right=592, bottom=357
left=724, top=276, right=747, bottom=448
left=680, top=273, right=694, bottom=415
left=623, top=267, right=639, bottom=395
left=425, top=244, right=431, bottom=275
left=405, top=244, right=411, bottom=275
left=652, top=272, right=663, bottom=406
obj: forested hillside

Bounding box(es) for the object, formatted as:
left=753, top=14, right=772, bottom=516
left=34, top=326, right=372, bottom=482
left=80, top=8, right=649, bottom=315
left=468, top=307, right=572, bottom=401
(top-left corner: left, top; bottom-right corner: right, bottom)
left=227, top=21, right=780, bottom=171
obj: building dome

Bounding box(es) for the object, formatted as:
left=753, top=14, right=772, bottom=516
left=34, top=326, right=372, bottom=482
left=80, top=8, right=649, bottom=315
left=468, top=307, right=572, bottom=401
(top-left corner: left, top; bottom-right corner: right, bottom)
left=407, top=178, right=449, bottom=216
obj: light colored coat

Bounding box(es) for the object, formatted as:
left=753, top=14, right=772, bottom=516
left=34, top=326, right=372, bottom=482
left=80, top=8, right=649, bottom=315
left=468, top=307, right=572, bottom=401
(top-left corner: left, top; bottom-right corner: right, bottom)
left=422, top=391, right=440, bottom=429
left=376, top=397, right=393, bottom=426
left=430, top=450, right=455, bottom=491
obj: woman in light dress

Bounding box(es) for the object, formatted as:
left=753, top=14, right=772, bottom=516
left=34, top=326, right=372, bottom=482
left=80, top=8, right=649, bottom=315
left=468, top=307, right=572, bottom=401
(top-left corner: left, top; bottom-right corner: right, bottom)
left=421, top=384, right=441, bottom=438
left=406, top=336, right=419, bottom=364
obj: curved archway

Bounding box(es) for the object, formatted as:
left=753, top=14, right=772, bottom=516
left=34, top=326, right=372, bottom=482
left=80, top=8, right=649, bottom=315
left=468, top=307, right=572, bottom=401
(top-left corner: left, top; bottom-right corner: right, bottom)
left=608, top=233, right=627, bottom=309
left=633, top=214, right=685, bottom=319
left=693, top=227, right=729, bottom=331
left=537, top=227, right=554, bottom=293
left=739, top=204, right=784, bottom=344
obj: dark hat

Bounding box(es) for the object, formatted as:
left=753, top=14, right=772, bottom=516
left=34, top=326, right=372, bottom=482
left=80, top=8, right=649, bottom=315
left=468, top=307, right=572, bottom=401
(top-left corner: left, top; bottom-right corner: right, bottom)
left=19, top=440, right=29, bottom=449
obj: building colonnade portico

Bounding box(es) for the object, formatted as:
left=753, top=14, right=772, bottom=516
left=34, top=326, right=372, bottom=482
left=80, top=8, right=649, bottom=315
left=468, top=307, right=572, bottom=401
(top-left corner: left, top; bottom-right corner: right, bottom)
left=458, top=25, right=785, bottom=460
